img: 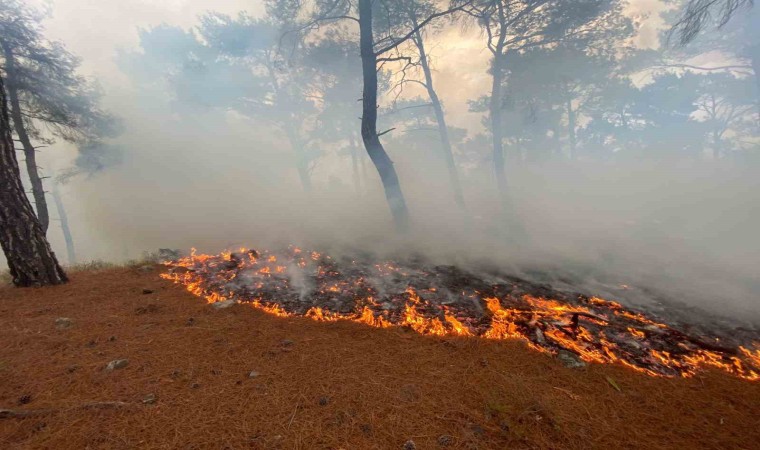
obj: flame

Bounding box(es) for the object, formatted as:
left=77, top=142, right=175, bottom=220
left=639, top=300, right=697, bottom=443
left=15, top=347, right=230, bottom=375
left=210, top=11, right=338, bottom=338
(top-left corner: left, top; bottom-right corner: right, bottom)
left=161, top=248, right=760, bottom=381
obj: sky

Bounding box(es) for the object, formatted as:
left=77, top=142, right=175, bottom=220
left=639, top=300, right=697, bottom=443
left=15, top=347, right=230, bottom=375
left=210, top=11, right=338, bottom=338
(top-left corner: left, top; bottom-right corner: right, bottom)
left=32, top=0, right=667, bottom=134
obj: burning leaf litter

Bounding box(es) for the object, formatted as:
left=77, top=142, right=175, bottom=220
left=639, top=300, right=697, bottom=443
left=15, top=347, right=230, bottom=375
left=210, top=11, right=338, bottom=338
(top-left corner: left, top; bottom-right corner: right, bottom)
left=161, top=246, right=760, bottom=380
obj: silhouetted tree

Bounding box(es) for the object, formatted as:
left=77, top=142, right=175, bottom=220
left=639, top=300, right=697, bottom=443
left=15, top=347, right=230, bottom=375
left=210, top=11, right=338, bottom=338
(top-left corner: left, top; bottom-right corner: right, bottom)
left=0, top=0, right=119, bottom=233
left=282, top=0, right=467, bottom=230
left=671, top=0, right=753, bottom=45
left=464, top=0, right=629, bottom=221
left=0, top=71, right=67, bottom=286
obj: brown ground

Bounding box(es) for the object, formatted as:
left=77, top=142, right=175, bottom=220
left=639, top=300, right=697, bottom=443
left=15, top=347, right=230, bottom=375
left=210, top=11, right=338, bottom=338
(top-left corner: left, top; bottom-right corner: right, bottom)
left=0, top=266, right=758, bottom=450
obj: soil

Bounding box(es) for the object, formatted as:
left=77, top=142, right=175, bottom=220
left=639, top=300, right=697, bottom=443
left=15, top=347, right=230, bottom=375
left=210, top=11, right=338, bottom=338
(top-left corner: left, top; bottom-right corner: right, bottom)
left=0, top=265, right=758, bottom=449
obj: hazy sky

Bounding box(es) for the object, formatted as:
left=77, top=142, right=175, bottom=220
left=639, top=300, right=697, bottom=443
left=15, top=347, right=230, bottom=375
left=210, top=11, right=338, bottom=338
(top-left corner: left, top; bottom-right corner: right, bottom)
left=31, top=0, right=667, bottom=133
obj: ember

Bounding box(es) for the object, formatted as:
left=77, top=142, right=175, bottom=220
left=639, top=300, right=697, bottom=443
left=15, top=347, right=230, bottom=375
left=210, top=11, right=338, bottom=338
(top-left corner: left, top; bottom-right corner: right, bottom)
left=162, top=247, right=760, bottom=380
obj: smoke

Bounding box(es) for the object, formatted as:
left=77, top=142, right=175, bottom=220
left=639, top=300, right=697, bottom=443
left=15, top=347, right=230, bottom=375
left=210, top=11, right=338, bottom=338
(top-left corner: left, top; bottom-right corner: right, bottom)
left=21, top=0, right=760, bottom=326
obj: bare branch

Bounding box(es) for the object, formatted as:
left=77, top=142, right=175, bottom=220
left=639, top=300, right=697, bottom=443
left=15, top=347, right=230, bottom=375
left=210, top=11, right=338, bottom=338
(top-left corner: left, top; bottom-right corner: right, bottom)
left=374, top=2, right=472, bottom=56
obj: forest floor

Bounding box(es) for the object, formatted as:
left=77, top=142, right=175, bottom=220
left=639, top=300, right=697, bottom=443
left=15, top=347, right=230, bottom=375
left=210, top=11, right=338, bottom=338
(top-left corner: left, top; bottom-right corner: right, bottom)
left=0, top=265, right=758, bottom=450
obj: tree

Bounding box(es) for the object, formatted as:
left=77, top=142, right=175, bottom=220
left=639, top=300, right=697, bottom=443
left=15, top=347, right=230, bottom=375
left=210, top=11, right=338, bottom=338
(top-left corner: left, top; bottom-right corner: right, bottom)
left=121, top=16, right=319, bottom=192
left=0, top=71, right=67, bottom=286
left=0, top=0, right=119, bottom=233
left=464, top=0, right=629, bottom=217
left=286, top=0, right=466, bottom=230
left=377, top=0, right=467, bottom=208
left=671, top=0, right=753, bottom=45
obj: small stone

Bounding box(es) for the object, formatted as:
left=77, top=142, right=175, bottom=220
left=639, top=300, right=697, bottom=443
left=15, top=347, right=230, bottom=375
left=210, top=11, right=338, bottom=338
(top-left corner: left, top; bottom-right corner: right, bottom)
left=191, top=382, right=201, bottom=389
left=248, top=371, right=260, bottom=379
left=55, top=317, right=72, bottom=329
left=67, top=365, right=79, bottom=374
left=437, top=435, right=454, bottom=447
left=18, top=394, right=32, bottom=405
left=141, top=288, right=154, bottom=295
left=186, top=317, right=195, bottom=326
left=211, top=299, right=236, bottom=310
left=318, top=396, right=329, bottom=406
left=403, top=439, right=416, bottom=450
left=470, top=424, right=485, bottom=437
left=108, top=336, right=117, bottom=342
left=106, top=359, right=129, bottom=371
left=142, top=393, right=157, bottom=404
left=359, top=423, right=372, bottom=435
left=280, top=339, right=294, bottom=346
left=557, top=350, right=586, bottom=369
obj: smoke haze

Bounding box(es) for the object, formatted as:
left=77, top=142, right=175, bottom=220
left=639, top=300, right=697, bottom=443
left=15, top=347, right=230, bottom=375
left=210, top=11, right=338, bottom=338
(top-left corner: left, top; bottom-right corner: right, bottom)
left=13, top=0, right=760, bottom=324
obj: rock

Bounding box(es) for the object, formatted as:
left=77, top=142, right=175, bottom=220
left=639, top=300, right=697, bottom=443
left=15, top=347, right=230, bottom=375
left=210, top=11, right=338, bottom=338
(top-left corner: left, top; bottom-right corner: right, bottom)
left=211, top=299, right=236, bottom=310
left=437, top=435, right=454, bottom=447
left=55, top=317, right=72, bottom=329
left=141, top=288, right=154, bottom=295
left=17, top=394, right=32, bottom=405
left=557, top=350, right=586, bottom=369
left=281, top=339, right=294, bottom=346
left=106, top=359, right=129, bottom=371
left=191, top=382, right=201, bottom=389
left=142, top=393, right=157, bottom=405
left=67, top=365, right=79, bottom=374
left=108, top=336, right=117, bottom=342
left=248, top=371, right=260, bottom=379
left=403, top=440, right=417, bottom=450
left=318, top=396, right=329, bottom=406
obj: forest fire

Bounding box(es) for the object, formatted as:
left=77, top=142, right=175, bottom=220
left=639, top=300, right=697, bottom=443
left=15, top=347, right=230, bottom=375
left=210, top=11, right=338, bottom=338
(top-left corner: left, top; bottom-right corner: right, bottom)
left=161, top=247, right=760, bottom=381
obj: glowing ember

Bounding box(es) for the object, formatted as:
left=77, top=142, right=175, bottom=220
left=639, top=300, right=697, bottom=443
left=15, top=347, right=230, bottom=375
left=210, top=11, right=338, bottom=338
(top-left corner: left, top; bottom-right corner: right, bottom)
left=162, top=247, right=760, bottom=380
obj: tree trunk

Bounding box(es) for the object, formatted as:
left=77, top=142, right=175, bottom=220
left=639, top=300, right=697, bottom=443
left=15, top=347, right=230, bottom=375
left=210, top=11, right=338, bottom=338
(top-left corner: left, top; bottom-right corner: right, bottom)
left=0, top=73, right=67, bottom=287
left=489, top=54, right=509, bottom=205
left=2, top=43, right=50, bottom=233
left=282, top=120, right=312, bottom=192
left=412, top=29, right=465, bottom=209
left=51, top=183, right=76, bottom=265
left=349, top=133, right=361, bottom=195
left=566, top=98, right=577, bottom=160
left=359, top=0, right=410, bottom=231
left=265, top=62, right=312, bottom=192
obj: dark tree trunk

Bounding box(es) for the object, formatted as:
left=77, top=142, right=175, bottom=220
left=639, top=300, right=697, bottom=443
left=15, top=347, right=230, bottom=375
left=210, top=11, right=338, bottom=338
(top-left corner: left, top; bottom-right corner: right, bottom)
left=0, top=73, right=67, bottom=287
left=51, top=183, right=76, bottom=265
left=2, top=43, right=50, bottom=233
left=566, top=98, right=577, bottom=160
left=359, top=0, right=410, bottom=231
left=412, top=29, right=465, bottom=209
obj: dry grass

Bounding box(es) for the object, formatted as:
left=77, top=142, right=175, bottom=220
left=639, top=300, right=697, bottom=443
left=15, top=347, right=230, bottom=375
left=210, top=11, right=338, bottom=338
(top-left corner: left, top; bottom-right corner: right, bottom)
left=0, top=266, right=758, bottom=449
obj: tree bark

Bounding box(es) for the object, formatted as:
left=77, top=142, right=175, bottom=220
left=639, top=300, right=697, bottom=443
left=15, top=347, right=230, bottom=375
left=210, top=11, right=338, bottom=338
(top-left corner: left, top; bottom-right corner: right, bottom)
left=0, top=73, right=67, bottom=287
left=51, top=183, right=76, bottom=265
left=359, top=0, right=410, bottom=231
left=2, top=42, right=50, bottom=233
left=412, top=29, right=465, bottom=209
